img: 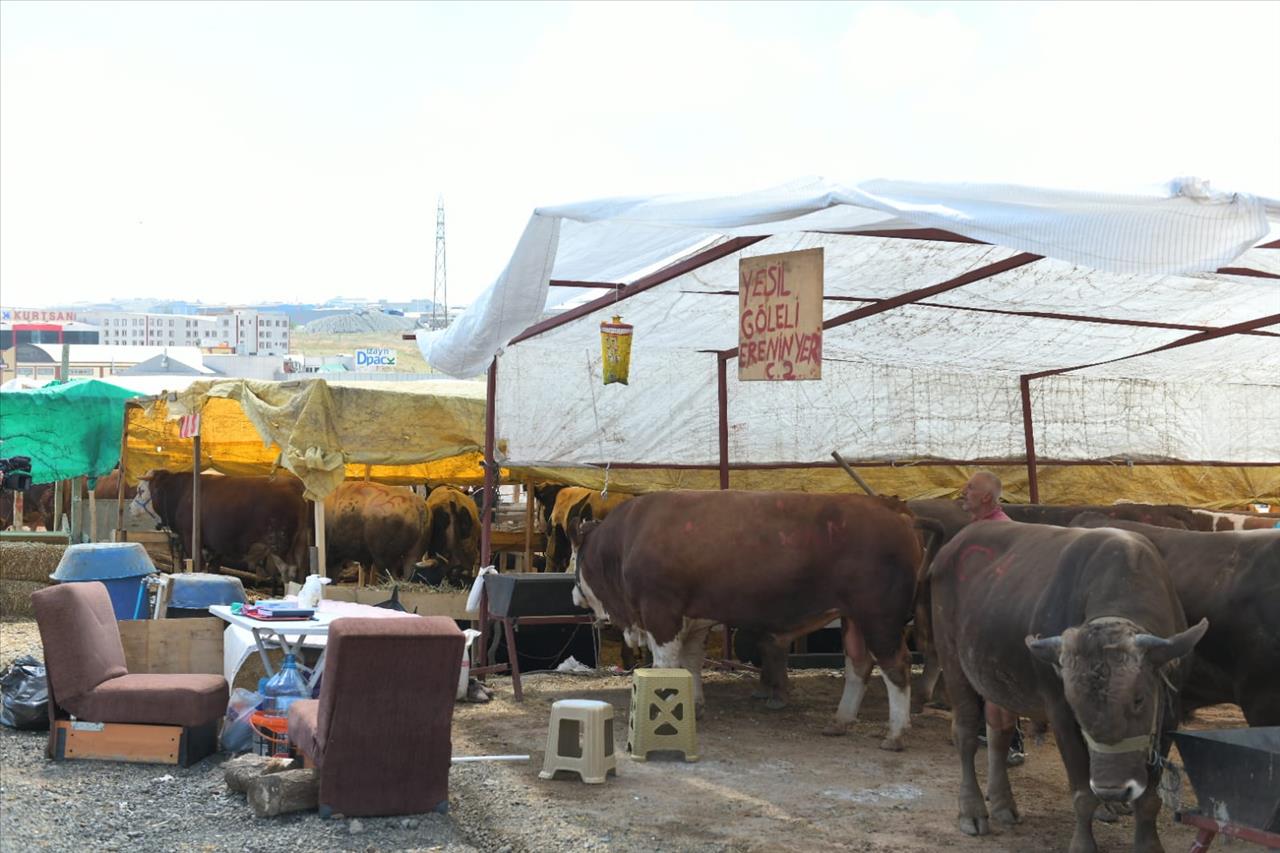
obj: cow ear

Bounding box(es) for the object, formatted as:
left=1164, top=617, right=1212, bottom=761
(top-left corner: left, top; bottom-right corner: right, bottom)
left=1026, top=634, right=1064, bottom=665
left=567, top=517, right=599, bottom=548
left=1136, top=618, right=1209, bottom=667
left=138, top=470, right=155, bottom=482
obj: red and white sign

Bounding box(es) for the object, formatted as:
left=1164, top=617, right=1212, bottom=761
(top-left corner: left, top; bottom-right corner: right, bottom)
left=1, top=309, right=78, bottom=324
left=178, top=413, right=202, bottom=439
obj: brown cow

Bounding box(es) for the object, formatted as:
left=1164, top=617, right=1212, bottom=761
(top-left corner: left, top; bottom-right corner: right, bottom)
left=1188, top=508, right=1280, bottom=531
left=132, top=470, right=309, bottom=585
left=1072, top=512, right=1280, bottom=725
left=930, top=521, right=1205, bottom=851
left=415, top=486, right=480, bottom=587
left=569, top=490, right=923, bottom=749
left=538, top=486, right=632, bottom=573
left=324, top=481, right=429, bottom=583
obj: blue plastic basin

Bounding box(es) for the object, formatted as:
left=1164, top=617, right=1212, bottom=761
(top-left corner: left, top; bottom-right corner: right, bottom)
left=51, top=542, right=156, bottom=620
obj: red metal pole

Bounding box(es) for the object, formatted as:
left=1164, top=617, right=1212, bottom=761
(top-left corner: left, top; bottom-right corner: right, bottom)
left=717, top=354, right=729, bottom=491
left=480, top=357, right=496, bottom=568
left=1020, top=375, right=1040, bottom=503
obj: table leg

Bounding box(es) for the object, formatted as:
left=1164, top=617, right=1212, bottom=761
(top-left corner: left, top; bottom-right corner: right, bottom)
left=504, top=618, right=523, bottom=702
left=306, top=646, right=327, bottom=692
left=251, top=629, right=275, bottom=677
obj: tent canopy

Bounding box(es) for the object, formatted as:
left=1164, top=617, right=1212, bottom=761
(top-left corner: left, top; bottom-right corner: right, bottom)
left=418, top=177, right=1279, bottom=505
left=124, top=378, right=493, bottom=500
left=0, top=380, right=144, bottom=484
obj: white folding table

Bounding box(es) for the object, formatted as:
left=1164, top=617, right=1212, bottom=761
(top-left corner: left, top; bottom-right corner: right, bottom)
left=208, top=605, right=338, bottom=690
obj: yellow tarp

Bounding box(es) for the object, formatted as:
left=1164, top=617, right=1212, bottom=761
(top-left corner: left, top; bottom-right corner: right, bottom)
left=125, top=379, right=503, bottom=499
left=510, top=464, right=1280, bottom=509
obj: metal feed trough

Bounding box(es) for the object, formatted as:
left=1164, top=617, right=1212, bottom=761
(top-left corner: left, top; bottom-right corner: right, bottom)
left=1170, top=727, right=1280, bottom=850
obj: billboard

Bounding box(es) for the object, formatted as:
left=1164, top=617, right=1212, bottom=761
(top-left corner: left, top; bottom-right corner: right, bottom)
left=355, top=347, right=397, bottom=368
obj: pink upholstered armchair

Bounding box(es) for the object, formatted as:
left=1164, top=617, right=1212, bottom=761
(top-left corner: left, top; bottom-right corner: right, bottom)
left=31, top=582, right=229, bottom=766
left=287, top=615, right=464, bottom=817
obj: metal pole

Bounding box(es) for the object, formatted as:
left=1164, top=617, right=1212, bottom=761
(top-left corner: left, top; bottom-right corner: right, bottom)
left=717, top=354, right=730, bottom=491
left=830, top=450, right=878, bottom=496
left=480, top=358, right=496, bottom=568
left=52, top=480, right=64, bottom=532
left=1020, top=375, right=1040, bottom=503
left=522, top=480, right=534, bottom=572
left=88, top=490, right=97, bottom=542
left=192, top=433, right=202, bottom=571
left=12, top=491, right=22, bottom=531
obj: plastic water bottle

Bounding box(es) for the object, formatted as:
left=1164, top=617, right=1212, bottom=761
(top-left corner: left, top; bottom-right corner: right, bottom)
left=262, top=654, right=309, bottom=716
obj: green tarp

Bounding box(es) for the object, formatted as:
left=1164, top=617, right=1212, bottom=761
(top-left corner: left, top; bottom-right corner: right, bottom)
left=0, top=380, right=143, bottom=485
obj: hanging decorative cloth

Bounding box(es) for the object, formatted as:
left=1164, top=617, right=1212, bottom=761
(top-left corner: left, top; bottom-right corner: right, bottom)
left=600, top=315, right=634, bottom=385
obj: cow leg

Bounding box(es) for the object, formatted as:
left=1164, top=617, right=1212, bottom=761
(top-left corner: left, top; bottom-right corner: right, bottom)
left=1046, top=704, right=1100, bottom=853
left=984, top=703, right=1021, bottom=826
left=1131, top=778, right=1165, bottom=853
left=677, top=622, right=711, bottom=710
left=874, top=636, right=912, bottom=752
left=823, top=618, right=873, bottom=737
left=942, top=665, right=989, bottom=837
left=759, top=639, right=791, bottom=710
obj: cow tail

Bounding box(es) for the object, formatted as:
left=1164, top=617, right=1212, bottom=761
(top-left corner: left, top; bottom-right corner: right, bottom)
left=913, top=517, right=946, bottom=579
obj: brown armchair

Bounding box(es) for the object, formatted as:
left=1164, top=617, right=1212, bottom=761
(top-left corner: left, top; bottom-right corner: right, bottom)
left=287, top=616, right=463, bottom=817
left=31, top=582, right=229, bottom=766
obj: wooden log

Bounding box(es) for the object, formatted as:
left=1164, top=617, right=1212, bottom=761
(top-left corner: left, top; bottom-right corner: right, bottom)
left=247, top=768, right=321, bottom=817
left=224, top=753, right=300, bottom=793
left=224, top=753, right=273, bottom=792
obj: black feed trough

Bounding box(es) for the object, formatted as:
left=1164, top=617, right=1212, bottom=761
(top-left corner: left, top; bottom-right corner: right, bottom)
left=483, top=572, right=591, bottom=618
left=1171, top=727, right=1280, bottom=835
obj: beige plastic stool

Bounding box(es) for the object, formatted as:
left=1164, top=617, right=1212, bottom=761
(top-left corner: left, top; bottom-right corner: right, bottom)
left=628, top=668, right=699, bottom=761
left=538, top=699, right=617, bottom=783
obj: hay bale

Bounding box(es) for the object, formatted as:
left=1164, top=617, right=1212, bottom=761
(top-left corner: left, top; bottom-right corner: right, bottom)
left=0, top=579, right=47, bottom=620
left=0, top=542, right=65, bottom=584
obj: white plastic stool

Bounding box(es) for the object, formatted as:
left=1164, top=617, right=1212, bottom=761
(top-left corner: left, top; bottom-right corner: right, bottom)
left=538, top=699, right=617, bottom=784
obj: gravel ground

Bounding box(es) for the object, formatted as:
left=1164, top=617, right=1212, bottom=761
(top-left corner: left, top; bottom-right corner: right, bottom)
left=0, top=620, right=630, bottom=853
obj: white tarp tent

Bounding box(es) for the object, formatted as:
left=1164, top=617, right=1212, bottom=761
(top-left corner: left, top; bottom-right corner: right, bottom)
left=418, top=177, right=1279, bottom=502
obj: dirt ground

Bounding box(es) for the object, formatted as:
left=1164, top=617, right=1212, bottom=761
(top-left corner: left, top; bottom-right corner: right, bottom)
left=0, top=619, right=1253, bottom=852
left=455, top=666, right=1246, bottom=853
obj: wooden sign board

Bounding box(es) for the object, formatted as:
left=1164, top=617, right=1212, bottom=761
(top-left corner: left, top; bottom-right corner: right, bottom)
left=738, top=247, right=824, bottom=380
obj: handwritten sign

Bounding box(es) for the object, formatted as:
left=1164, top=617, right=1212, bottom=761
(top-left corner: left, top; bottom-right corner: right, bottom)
left=355, top=347, right=397, bottom=368
left=738, top=247, right=823, bottom=381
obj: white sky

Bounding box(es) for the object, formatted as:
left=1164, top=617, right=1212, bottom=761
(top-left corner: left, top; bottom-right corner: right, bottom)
left=2, top=0, right=1277, bottom=310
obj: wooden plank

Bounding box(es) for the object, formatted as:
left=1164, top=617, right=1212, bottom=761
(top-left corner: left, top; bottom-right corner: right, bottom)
left=117, top=617, right=225, bottom=675
left=291, top=584, right=472, bottom=619
left=57, top=720, right=181, bottom=764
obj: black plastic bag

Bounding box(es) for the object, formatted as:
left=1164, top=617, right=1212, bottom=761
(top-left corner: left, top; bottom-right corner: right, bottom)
left=0, top=655, right=50, bottom=730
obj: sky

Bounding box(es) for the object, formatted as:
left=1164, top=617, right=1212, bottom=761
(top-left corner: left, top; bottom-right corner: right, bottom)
left=2, top=0, right=1277, bottom=310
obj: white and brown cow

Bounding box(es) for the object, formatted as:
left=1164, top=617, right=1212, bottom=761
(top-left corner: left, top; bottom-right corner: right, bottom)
left=569, top=489, right=925, bottom=750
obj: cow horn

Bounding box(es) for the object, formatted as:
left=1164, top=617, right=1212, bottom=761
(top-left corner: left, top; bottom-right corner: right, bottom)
left=1025, top=634, right=1064, bottom=665
left=1135, top=618, right=1209, bottom=666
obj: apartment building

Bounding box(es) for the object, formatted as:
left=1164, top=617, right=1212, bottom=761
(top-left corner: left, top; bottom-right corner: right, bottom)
left=202, top=309, right=290, bottom=356
left=81, top=311, right=216, bottom=347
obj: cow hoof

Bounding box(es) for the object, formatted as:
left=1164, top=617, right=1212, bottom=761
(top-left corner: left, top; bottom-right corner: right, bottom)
left=879, top=735, right=905, bottom=752
left=991, top=805, right=1020, bottom=826
left=750, top=687, right=770, bottom=700
left=821, top=722, right=849, bottom=737
left=764, top=697, right=787, bottom=711
left=957, top=816, right=990, bottom=837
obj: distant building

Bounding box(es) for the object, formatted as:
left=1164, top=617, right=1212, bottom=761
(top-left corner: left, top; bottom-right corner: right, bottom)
left=202, top=309, right=291, bottom=356
left=78, top=310, right=215, bottom=347
left=2, top=344, right=207, bottom=381
left=1, top=308, right=100, bottom=348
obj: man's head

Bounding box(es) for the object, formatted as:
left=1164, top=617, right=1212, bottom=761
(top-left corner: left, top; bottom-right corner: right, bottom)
left=960, top=470, right=1002, bottom=520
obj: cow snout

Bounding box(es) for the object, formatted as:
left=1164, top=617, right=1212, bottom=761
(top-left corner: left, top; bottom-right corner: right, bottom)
left=1089, top=779, right=1145, bottom=803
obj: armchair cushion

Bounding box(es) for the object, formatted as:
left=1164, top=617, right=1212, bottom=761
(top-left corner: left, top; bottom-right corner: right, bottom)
left=64, top=673, right=229, bottom=729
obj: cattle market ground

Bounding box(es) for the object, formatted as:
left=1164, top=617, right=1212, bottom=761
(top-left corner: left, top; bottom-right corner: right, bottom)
left=1, top=620, right=1245, bottom=853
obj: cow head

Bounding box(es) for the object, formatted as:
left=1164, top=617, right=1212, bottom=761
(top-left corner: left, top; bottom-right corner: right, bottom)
left=532, top=483, right=566, bottom=534
left=1027, top=617, right=1208, bottom=802
left=567, top=516, right=607, bottom=618
left=129, top=470, right=164, bottom=527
